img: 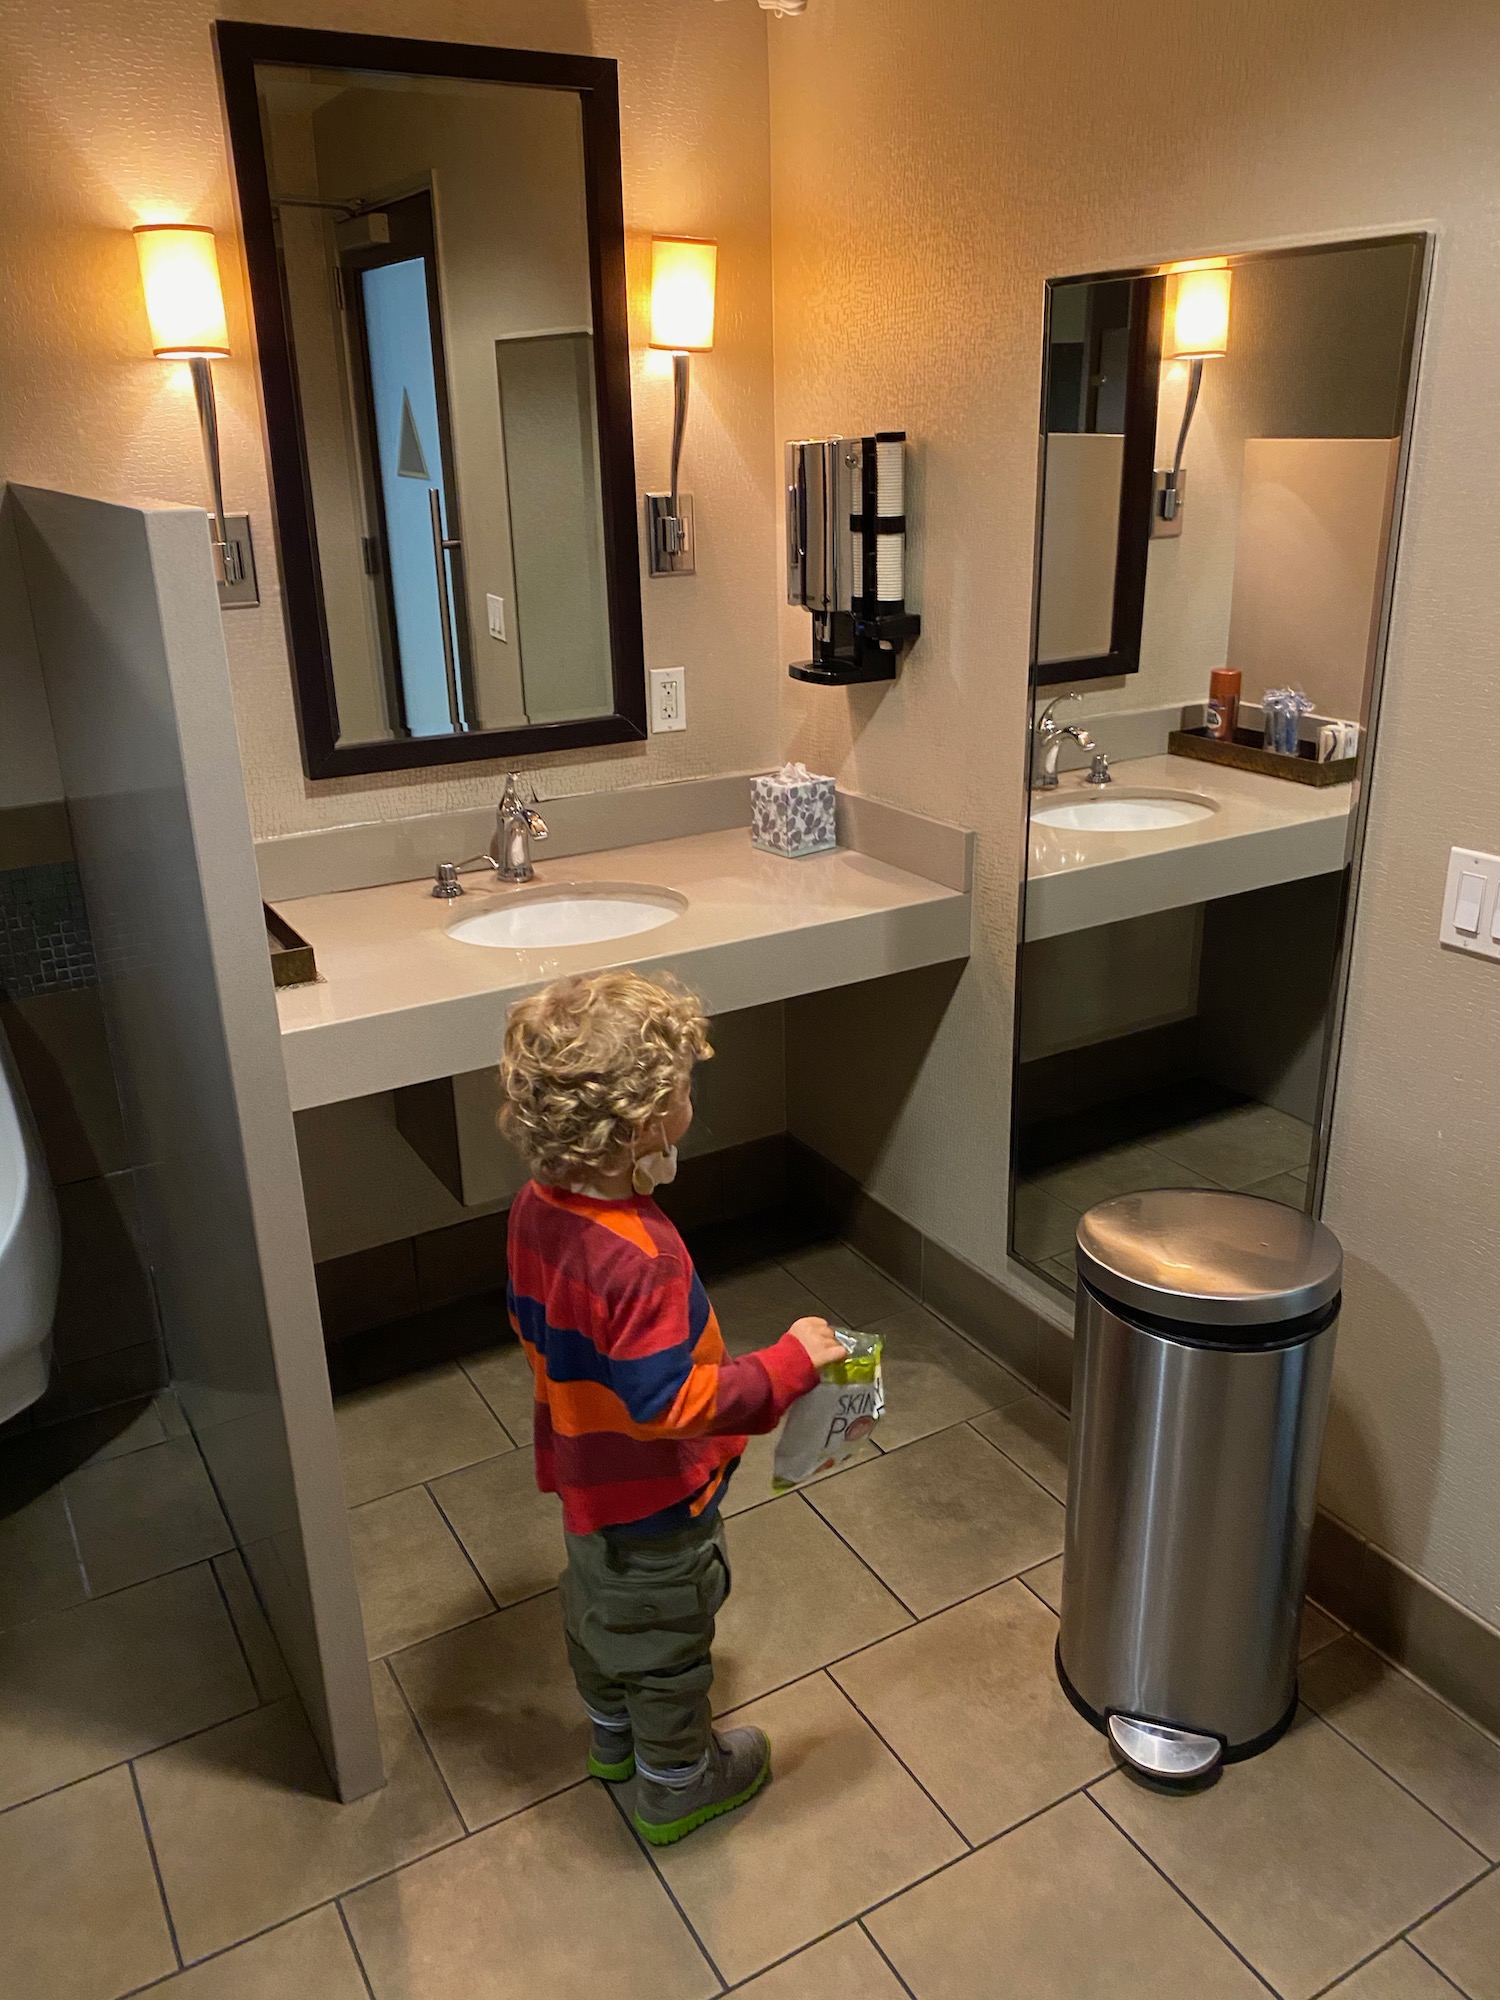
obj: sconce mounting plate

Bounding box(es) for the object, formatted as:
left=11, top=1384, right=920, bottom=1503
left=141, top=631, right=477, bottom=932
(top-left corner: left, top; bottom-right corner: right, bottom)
left=646, top=492, right=696, bottom=577
left=217, top=515, right=260, bottom=608
left=1151, top=469, right=1186, bottom=540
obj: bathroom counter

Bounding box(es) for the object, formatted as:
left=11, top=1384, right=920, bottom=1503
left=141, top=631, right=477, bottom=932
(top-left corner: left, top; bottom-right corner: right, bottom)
left=1025, top=752, right=1352, bottom=940
left=270, top=822, right=972, bottom=1110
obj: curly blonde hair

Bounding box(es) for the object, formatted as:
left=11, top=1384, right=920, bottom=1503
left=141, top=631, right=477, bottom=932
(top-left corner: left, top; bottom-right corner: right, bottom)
left=498, top=970, right=712, bottom=1187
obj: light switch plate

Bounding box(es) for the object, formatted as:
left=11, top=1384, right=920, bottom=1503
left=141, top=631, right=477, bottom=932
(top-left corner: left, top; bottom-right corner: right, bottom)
left=650, top=668, right=687, bottom=733
left=486, top=593, right=507, bottom=642
left=1439, top=846, right=1500, bottom=962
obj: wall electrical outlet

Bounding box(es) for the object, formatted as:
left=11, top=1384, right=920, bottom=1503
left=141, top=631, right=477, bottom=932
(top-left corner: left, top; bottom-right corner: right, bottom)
left=486, top=593, right=507, bottom=642
left=1440, top=845, right=1500, bottom=963
left=650, top=668, right=687, bottom=732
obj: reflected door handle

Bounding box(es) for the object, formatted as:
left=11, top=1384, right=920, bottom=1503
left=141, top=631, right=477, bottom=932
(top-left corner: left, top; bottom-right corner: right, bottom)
left=428, top=486, right=464, bottom=732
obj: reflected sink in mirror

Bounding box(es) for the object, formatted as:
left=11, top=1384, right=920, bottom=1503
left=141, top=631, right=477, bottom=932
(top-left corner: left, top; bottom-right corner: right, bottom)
left=446, top=883, right=687, bottom=951
left=1031, top=793, right=1217, bottom=833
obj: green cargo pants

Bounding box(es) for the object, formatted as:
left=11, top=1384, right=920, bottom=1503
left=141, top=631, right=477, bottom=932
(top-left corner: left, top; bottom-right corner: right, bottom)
left=560, top=1510, right=731, bottom=1769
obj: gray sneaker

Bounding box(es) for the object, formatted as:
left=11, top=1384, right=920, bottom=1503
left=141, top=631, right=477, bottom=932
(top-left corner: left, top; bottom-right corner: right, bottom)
left=586, top=1721, right=635, bottom=1783
left=632, top=1728, right=771, bottom=1846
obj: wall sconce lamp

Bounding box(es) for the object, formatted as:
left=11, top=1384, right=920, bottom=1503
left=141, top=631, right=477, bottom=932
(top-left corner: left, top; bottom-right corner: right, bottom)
left=1153, top=263, right=1232, bottom=539
left=646, top=235, right=717, bottom=578
left=133, top=224, right=258, bottom=605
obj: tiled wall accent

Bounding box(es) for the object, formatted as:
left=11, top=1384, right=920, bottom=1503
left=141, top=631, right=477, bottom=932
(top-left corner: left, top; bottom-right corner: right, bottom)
left=0, top=860, right=97, bottom=998
left=0, top=805, right=163, bottom=1437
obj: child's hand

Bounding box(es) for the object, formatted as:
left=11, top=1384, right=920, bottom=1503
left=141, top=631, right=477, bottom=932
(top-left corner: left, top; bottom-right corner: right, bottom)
left=788, top=1317, right=848, bottom=1370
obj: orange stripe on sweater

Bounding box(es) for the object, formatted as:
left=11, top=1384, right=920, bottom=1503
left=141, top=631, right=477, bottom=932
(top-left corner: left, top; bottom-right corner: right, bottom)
left=533, top=1183, right=659, bottom=1257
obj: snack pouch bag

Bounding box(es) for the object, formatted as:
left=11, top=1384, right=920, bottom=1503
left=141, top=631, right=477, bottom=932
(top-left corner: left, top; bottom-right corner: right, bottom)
left=772, top=1328, right=885, bottom=1491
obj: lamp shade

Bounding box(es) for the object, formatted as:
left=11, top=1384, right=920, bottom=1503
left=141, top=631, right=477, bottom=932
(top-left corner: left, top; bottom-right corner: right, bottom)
left=650, top=237, right=717, bottom=353
left=1166, top=265, right=1232, bottom=361
left=133, top=225, right=230, bottom=359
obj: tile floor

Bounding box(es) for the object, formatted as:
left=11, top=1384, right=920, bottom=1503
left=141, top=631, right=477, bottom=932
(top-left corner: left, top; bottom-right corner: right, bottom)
left=1016, top=1098, right=1314, bottom=1290
left=2, top=1238, right=1498, bottom=1999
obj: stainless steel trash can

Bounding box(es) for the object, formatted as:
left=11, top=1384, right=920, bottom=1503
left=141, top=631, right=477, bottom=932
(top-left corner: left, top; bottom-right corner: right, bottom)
left=1057, top=1188, right=1341, bottom=1782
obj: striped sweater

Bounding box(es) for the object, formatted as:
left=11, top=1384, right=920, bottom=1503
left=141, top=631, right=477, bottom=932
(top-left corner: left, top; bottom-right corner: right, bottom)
left=507, top=1181, right=819, bottom=1536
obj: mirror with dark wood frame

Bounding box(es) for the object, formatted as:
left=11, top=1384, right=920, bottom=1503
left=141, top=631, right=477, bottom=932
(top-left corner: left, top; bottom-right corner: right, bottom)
left=1032, top=271, right=1163, bottom=687
left=215, top=23, right=646, bottom=779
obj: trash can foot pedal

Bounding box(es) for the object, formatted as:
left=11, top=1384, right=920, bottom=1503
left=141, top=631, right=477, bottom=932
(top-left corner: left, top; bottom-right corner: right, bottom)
left=1108, top=1714, right=1223, bottom=1782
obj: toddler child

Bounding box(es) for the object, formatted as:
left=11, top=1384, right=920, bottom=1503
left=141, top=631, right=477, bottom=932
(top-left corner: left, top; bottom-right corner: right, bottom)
left=499, top=969, right=844, bottom=1845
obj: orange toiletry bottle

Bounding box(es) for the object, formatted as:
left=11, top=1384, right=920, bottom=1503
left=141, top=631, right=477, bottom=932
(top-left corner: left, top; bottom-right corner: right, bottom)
left=1207, top=667, right=1241, bottom=741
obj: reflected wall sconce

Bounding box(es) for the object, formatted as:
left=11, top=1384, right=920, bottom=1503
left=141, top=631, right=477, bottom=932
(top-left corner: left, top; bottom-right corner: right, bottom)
left=133, top=224, right=258, bottom=606
left=1153, top=262, right=1232, bottom=539
left=646, top=235, right=717, bottom=577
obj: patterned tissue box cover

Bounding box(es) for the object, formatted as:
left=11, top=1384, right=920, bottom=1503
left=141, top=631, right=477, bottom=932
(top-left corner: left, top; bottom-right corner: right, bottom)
left=750, top=768, right=837, bottom=858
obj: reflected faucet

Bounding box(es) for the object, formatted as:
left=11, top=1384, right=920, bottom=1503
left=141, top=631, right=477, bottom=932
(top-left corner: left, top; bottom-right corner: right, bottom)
left=1033, top=695, right=1095, bottom=790
left=432, top=774, right=549, bottom=897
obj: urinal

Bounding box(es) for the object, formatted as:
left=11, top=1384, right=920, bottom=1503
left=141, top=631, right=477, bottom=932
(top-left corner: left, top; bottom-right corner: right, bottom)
left=0, top=1019, right=61, bottom=1423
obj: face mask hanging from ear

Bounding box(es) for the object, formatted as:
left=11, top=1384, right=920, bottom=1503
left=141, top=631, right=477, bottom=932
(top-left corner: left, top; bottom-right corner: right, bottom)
left=632, top=1141, right=680, bottom=1196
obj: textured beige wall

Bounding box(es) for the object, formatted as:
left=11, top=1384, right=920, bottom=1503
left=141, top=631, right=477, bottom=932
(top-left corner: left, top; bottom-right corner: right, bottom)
left=770, top=0, right=1500, bottom=1626
left=0, top=0, right=780, bottom=835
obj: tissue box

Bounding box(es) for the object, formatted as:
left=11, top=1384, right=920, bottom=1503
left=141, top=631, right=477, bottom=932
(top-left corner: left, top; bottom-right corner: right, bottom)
left=751, top=764, right=837, bottom=858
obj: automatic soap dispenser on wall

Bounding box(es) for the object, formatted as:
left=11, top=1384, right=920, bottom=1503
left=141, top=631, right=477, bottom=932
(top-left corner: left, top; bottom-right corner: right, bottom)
left=785, top=433, right=920, bottom=684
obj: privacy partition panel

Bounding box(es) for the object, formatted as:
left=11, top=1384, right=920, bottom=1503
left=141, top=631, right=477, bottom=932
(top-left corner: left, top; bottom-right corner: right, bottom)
left=12, top=488, right=381, bottom=1801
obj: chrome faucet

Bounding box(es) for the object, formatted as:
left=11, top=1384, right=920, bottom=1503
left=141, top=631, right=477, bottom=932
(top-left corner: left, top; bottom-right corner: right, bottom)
left=431, top=774, right=549, bottom=897
left=493, top=775, right=548, bottom=883
left=1033, top=695, right=1095, bottom=790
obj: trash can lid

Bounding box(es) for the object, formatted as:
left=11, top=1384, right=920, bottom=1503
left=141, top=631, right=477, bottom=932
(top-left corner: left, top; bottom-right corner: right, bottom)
left=1076, top=1188, right=1342, bottom=1328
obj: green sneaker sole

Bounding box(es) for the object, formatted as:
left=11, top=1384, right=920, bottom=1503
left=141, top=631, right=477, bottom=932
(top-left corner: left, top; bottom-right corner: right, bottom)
left=632, top=1747, right=772, bottom=1847
left=587, top=1750, right=636, bottom=1782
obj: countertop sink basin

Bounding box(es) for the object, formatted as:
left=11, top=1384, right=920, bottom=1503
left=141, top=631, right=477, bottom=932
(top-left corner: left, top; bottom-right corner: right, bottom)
left=1032, top=793, right=1217, bottom=833
left=445, top=882, right=687, bottom=951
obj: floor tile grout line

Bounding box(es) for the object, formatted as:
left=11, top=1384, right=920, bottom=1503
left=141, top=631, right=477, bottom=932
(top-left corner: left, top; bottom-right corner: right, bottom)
left=1016, top=1569, right=1060, bottom=1617
left=711, top=1919, right=900, bottom=1998
left=0, top=1395, right=174, bottom=1488
left=419, top=1477, right=504, bottom=1618
left=205, top=1549, right=269, bottom=1705
left=0, top=1682, right=269, bottom=1826
left=1314, top=1629, right=1500, bottom=1757
left=706, top=1572, right=1018, bottom=1729
left=875, top=1286, right=1037, bottom=1400
left=599, top=1777, right=730, bottom=1991
left=802, top=1461, right=1068, bottom=1640
left=1406, top=1927, right=1485, bottom=1999
left=381, top=1656, right=469, bottom=1833
left=819, top=1669, right=974, bottom=1853
left=336, top=1898, right=380, bottom=2000
left=110, top=1895, right=373, bottom=1998
left=792, top=1487, right=922, bottom=1623
left=1294, top=1697, right=1495, bottom=1867
left=57, top=1482, right=91, bottom=1599
left=379, top=1579, right=565, bottom=1671
left=453, top=1353, right=522, bottom=1447
left=370, top=1602, right=500, bottom=1667
left=858, top=1918, right=923, bottom=1999
left=128, top=1758, right=185, bottom=1973
left=957, top=1413, right=1071, bottom=1510
left=0, top=1539, right=241, bottom=1638
left=803, top=1775, right=1103, bottom=1937
left=343, top=1440, right=521, bottom=1515
left=1403, top=1854, right=1499, bottom=1941
left=1305, top=1927, right=1468, bottom=2000
left=1083, top=1787, right=1282, bottom=1997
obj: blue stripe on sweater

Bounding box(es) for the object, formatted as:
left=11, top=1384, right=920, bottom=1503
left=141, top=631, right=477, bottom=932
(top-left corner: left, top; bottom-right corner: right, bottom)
left=509, top=1285, right=695, bottom=1424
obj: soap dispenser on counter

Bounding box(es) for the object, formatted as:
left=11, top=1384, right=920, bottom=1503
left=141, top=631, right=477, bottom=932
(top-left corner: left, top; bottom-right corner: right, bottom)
left=785, top=433, right=921, bottom=684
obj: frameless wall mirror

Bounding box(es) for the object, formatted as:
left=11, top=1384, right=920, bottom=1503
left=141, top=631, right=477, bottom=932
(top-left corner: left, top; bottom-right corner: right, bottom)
left=1011, top=233, right=1429, bottom=1296
left=215, top=24, right=646, bottom=778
